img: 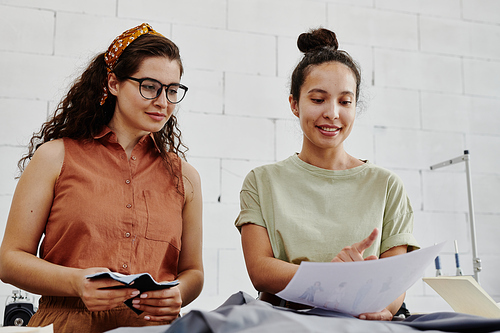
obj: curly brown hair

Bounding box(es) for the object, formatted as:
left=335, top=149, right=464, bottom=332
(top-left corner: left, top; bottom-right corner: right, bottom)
left=18, top=34, right=188, bottom=178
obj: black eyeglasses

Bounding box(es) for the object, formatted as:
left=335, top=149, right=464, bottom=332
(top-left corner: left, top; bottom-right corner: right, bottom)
left=125, top=77, right=188, bottom=104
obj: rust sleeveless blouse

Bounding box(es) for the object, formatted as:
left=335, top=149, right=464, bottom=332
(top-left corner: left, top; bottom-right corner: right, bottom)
left=41, top=128, right=184, bottom=282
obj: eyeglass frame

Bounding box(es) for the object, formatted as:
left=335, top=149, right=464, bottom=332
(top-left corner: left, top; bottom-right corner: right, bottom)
left=124, top=76, right=188, bottom=104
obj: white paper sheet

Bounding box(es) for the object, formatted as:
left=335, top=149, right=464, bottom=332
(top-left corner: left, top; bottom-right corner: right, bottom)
left=276, top=242, right=445, bottom=316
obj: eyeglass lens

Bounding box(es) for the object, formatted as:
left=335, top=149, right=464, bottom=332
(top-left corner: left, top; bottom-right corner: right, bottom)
left=139, top=79, right=187, bottom=104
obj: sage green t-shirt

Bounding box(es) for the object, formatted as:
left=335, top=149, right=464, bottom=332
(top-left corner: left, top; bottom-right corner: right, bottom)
left=235, top=154, right=419, bottom=264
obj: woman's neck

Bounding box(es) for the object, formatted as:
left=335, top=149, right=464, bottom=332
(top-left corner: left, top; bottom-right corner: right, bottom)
left=107, top=120, right=149, bottom=159
left=297, top=143, right=363, bottom=171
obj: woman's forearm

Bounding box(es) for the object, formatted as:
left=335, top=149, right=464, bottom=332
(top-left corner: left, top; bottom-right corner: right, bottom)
left=0, top=249, right=83, bottom=297
left=386, top=292, right=405, bottom=316
left=176, top=268, right=204, bottom=307
left=247, top=256, right=299, bottom=295
left=241, top=223, right=299, bottom=294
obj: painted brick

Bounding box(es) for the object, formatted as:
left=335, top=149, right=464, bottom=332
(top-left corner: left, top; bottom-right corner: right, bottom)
left=0, top=0, right=115, bottom=15
left=228, top=0, right=326, bottom=37
left=0, top=147, right=23, bottom=196
left=345, top=44, right=374, bottom=90
left=355, top=103, right=375, bottom=129
left=187, top=157, right=221, bottom=204
left=218, top=248, right=256, bottom=300
left=422, top=170, right=470, bottom=213
left=0, top=98, right=48, bottom=146
left=374, top=49, right=463, bottom=93
left=479, top=255, right=500, bottom=299
left=277, top=36, right=301, bottom=79
left=472, top=174, right=500, bottom=214
left=197, top=248, right=218, bottom=299
left=328, top=5, right=419, bottom=50
left=467, top=135, right=500, bottom=174
left=421, top=92, right=470, bottom=133
left=469, top=97, right=500, bottom=136
left=225, top=72, right=290, bottom=119
left=475, top=214, right=500, bottom=258
left=181, top=70, right=224, bottom=114
left=172, top=25, right=276, bottom=76
left=420, top=17, right=500, bottom=61
left=54, top=13, right=171, bottom=58
left=374, top=127, right=464, bottom=169
left=463, top=0, right=500, bottom=24
left=118, top=0, right=227, bottom=29
left=179, top=112, right=275, bottom=160
left=368, top=87, right=421, bottom=129
left=393, top=169, right=422, bottom=212
left=325, top=0, right=374, bottom=6
left=376, top=0, right=461, bottom=18
left=0, top=52, right=77, bottom=102
left=220, top=159, right=274, bottom=204
left=464, top=59, right=500, bottom=98
left=413, top=211, right=469, bottom=252
left=275, top=119, right=302, bottom=161
left=0, top=6, right=54, bottom=54
left=202, top=202, right=242, bottom=249
left=344, top=123, right=375, bottom=162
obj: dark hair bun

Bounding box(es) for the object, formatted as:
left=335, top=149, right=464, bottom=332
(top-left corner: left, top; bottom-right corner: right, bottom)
left=297, top=28, right=339, bottom=53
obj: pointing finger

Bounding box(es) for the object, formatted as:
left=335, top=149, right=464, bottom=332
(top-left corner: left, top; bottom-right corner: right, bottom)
left=353, top=228, right=379, bottom=253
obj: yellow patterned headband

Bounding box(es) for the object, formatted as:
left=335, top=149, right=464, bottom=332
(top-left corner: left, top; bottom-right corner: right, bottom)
left=100, top=23, right=164, bottom=105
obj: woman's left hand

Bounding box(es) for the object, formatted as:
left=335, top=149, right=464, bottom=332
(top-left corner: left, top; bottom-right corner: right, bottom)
left=358, top=308, right=393, bottom=321
left=132, top=286, right=182, bottom=322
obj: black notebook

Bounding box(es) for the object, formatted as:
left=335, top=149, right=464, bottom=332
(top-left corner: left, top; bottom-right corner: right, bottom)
left=86, top=272, right=179, bottom=314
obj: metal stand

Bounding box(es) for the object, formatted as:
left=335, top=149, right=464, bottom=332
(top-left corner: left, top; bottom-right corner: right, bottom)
left=430, top=150, right=481, bottom=283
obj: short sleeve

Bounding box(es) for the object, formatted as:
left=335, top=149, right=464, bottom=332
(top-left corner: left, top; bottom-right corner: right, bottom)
left=235, top=171, right=266, bottom=232
left=380, top=174, right=420, bottom=254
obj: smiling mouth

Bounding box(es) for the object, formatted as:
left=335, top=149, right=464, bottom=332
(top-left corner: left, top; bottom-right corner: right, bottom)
left=318, top=126, right=340, bottom=132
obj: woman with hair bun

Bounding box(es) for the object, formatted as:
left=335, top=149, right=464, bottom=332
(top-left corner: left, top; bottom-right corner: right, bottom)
left=0, top=23, right=203, bottom=332
left=235, top=28, right=419, bottom=321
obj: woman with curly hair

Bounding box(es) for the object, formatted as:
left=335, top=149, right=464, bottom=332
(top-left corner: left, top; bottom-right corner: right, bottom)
left=0, top=23, right=203, bottom=332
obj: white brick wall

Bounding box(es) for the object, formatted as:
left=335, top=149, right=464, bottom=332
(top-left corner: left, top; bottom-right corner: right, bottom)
left=328, top=5, right=419, bottom=50
left=420, top=17, right=500, bottom=60
left=374, top=49, right=463, bottom=93
left=0, top=6, right=54, bottom=55
left=462, top=0, right=500, bottom=23
left=0, top=0, right=499, bottom=321
left=228, top=0, right=327, bottom=37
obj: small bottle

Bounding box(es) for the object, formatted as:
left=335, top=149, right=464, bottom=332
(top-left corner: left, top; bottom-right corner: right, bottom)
left=434, top=255, right=442, bottom=277
left=454, top=240, right=463, bottom=276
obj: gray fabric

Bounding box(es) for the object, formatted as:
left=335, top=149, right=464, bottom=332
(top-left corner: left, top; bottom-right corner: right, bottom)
left=107, top=292, right=500, bottom=333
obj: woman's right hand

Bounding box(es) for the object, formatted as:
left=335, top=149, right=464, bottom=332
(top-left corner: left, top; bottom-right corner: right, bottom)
left=331, top=228, right=379, bottom=263
left=75, top=267, right=140, bottom=312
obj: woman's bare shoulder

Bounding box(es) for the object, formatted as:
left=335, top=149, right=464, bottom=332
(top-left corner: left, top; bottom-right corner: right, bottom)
left=27, top=139, right=65, bottom=176
left=181, top=160, right=201, bottom=203
left=181, top=160, right=200, bottom=182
